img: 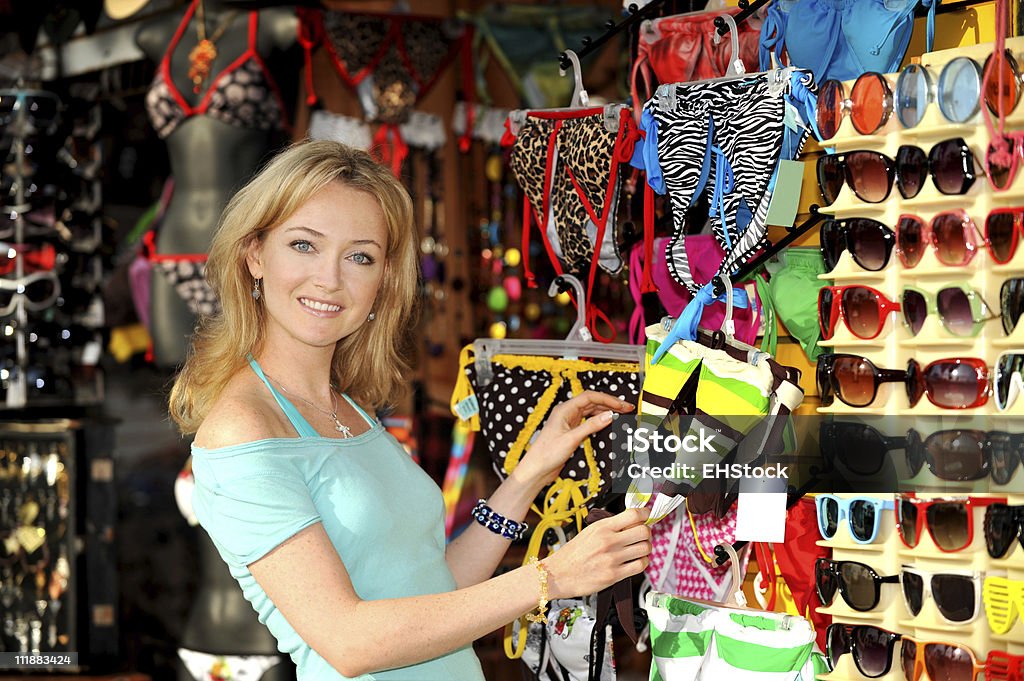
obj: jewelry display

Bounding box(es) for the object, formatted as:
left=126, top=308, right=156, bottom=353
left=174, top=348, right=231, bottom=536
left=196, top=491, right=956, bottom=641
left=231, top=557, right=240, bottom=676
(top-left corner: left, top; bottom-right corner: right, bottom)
left=187, top=1, right=239, bottom=94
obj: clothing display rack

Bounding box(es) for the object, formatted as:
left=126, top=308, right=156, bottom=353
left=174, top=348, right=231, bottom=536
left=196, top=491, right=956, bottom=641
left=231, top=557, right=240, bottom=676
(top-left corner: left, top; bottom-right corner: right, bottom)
left=709, top=204, right=825, bottom=297
left=557, top=0, right=672, bottom=71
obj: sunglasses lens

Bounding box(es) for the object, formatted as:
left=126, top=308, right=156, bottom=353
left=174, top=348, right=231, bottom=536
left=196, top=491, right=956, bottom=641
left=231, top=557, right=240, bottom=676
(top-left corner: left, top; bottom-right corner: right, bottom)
left=936, top=287, right=974, bottom=336
left=900, top=640, right=917, bottom=681
left=1001, top=279, right=1024, bottom=335
left=990, top=432, right=1023, bottom=485
left=839, top=561, right=878, bottom=610
left=924, top=644, right=975, bottom=681
left=826, top=624, right=849, bottom=671
left=853, top=626, right=893, bottom=677
left=848, top=500, right=877, bottom=542
left=847, top=151, right=893, bottom=203
left=833, top=355, right=879, bottom=407
left=817, top=155, right=845, bottom=205
left=850, top=73, right=890, bottom=135
left=988, top=136, right=1018, bottom=191
left=896, top=64, right=931, bottom=128
left=902, top=570, right=924, bottom=616
left=923, top=360, right=986, bottom=409
left=931, top=212, right=973, bottom=266
left=906, top=429, right=925, bottom=476
left=899, top=498, right=920, bottom=547
left=826, top=423, right=888, bottom=476
left=931, top=140, right=973, bottom=195
left=820, top=220, right=842, bottom=271
left=817, top=79, right=845, bottom=140
left=926, top=502, right=970, bottom=551
left=848, top=218, right=892, bottom=271
left=896, top=145, right=928, bottom=199
left=932, top=574, right=976, bottom=623
left=925, top=430, right=987, bottom=481
left=938, top=57, right=982, bottom=123
left=897, top=215, right=926, bottom=267
left=819, top=287, right=835, bottom=338
left=902, top=289, right=927, bottom=336
left=985, top=505, right=1017, bottom=559
left=817, top=355, right=834, bottom=406
left=820, top=496, right=839, bottom=539
left=984, top=49, right=1022, bottom=117
left=816, top=559, right=837, bottom=605
left=987, top=211, right=1019, bottom=264
left=841, top=287, right=883, bottom=338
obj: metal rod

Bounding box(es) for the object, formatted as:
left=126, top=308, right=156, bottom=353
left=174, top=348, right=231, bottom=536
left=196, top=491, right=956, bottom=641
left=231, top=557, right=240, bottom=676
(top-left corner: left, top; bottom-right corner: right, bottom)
left=558, top=0, right=672, bottom=71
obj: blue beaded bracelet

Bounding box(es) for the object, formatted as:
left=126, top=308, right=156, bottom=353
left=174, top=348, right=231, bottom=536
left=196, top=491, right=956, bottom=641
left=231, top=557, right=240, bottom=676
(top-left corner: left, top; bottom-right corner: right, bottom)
left=471, top=499, right=529, bottom=541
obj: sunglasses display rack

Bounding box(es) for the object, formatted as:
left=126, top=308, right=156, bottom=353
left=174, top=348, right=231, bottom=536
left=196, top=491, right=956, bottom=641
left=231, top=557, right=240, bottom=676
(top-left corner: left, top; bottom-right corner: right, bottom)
left=815, top=36, right=1024, bottom=680
left=817, top=39, right=1024, bottom=496
left=0, top=89, right=106, bottom=410
left=816, top=492, right=1023, bottom=680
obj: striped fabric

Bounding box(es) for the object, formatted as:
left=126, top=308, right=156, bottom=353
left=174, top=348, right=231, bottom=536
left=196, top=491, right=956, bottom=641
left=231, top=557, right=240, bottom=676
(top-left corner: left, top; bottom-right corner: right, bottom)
left=643, top=591, right=825, bottom=681
left=634, top=324, right=777, bottom=497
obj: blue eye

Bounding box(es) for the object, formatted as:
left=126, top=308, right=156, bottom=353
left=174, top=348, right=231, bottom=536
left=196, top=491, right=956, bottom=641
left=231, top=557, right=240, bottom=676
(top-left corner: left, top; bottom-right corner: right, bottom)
left=351, top=252, right=376, bottom=265
left=290, top=240, right=313, bottom=253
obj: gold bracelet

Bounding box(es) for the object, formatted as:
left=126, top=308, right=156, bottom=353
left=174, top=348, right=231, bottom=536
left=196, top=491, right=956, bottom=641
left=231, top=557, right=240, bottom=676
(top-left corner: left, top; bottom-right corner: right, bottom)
left=525, top=556, right=549, bottom=624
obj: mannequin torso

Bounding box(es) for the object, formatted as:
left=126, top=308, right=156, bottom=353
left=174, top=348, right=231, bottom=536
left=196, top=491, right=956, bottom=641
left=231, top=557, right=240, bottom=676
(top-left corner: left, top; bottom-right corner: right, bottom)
left=137, top=1, right=298, bottom=367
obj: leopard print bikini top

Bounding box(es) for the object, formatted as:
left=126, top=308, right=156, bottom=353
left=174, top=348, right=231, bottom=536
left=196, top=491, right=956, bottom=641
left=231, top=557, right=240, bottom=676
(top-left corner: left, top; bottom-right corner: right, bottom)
left=145, top=0, right=287, bottom=139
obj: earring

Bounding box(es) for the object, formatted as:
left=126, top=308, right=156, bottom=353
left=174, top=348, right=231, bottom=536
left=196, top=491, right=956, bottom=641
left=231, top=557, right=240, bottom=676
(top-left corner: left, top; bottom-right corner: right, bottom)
left=252, top=278, right=261, bottom=301
left=367, top=312, right=376, bottom=322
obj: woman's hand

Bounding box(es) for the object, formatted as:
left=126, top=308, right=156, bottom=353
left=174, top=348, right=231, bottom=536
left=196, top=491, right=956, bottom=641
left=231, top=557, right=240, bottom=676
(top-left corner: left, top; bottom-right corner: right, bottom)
left=542, top=508, right=652, bottom=599
left=512, top=391, right=635, bottom=491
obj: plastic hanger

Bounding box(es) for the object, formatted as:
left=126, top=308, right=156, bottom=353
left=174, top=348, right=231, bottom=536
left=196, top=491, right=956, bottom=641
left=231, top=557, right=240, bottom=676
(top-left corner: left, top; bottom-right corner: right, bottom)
left=473, top=274, right=645, bottom=384
left=507, top=50, right=627, bottom=136
left=701, top=272, right=765, bottom=361
left=711, top=13, right=744, bottom=76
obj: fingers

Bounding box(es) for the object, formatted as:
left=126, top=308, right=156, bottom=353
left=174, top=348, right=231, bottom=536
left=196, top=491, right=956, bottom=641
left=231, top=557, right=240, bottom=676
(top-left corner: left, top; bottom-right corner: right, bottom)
left=553, top=391, right=635, bottom=422
left=601, top=507, right=651, bottom=531
left=617, top=539, right=652, bottom=563
left=617, top=522, right=652, bottom=547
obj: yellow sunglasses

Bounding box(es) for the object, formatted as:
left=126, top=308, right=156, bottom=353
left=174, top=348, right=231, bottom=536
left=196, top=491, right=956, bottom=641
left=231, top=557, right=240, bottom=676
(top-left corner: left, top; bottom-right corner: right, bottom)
left=984, top=576, right=1024, bottom=635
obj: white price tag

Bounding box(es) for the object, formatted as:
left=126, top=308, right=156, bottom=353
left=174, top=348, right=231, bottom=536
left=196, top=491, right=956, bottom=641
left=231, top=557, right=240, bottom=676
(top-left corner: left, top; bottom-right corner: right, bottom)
left=734, top=492, right=787, bottom=543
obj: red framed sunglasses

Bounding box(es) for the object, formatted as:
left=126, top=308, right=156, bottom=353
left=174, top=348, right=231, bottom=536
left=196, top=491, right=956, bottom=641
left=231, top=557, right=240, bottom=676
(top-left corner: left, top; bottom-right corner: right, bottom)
left=988, top=651, right=1024, bottom=681
left=818, top=285, right=901, bottom=340
left=907, top=357, right=990, bottom=409
left=986, top=206, right=1024, bottom=264
left=0, top=242, right=56, bottom=277
left=896, top=493, right=1006, bottom=552
left=895, top=210, right=986, bottom=268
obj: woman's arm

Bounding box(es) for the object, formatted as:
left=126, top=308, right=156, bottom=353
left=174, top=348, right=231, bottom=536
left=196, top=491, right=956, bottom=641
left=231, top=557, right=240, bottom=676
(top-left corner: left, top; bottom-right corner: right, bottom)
left=249, top=507, right=650, bottom=678
left=444, top=392, right=635, bottom=588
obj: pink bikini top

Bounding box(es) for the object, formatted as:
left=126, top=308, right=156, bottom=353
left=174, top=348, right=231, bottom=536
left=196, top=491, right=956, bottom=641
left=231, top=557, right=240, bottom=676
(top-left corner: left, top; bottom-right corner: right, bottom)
left=145, top=0, right=288, bottom=139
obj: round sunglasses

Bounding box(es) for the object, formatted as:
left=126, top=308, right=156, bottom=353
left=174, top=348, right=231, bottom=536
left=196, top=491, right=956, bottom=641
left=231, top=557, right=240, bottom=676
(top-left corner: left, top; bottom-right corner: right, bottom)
left=895, top=57, right=983, bottom=129
left=817, top=72, right=893, bottom=140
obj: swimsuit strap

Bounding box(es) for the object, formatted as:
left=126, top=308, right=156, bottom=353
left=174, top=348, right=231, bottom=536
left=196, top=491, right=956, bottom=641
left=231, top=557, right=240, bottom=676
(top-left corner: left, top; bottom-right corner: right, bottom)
left=338, top=392, right=376, bottom=427
left=246, top=355, right=321, bottom=438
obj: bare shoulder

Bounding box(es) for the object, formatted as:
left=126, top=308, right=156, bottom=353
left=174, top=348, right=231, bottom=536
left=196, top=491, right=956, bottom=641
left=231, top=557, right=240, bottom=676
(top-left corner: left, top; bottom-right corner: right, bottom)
left=194, top=373, right=293, bottom=449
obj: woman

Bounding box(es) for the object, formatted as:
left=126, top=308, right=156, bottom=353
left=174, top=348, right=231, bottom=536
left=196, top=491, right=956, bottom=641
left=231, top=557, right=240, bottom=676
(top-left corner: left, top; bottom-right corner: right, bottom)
left=169, top=140, right=651, bottom=680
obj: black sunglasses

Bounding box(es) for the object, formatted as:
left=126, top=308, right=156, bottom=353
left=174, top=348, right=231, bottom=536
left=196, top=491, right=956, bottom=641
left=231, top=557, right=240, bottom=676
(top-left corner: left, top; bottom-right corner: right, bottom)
left=817, top=138, right=979, bottom=205
left=819, top=217, right=897, bottom=272
left=826, top=623, right=901, bottom=678
left=816, top=558, right=899, bottom=611
left=986, top=504, right=1024, bottom=559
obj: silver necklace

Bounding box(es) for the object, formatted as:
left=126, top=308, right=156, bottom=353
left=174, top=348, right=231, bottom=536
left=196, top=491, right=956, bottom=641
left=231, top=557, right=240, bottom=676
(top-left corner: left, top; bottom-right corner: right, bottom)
left=262, top=370, right=353, bottom=438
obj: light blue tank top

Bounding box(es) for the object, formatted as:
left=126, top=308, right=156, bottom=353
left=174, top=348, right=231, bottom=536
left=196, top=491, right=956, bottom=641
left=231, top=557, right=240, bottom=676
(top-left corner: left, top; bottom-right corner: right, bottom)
left=190, top=357, right=485, bottom=681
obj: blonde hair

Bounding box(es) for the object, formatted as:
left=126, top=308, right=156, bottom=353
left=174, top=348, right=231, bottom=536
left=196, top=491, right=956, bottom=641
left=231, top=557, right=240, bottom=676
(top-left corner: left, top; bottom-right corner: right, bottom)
left=169, top=140, right=418, bottom=434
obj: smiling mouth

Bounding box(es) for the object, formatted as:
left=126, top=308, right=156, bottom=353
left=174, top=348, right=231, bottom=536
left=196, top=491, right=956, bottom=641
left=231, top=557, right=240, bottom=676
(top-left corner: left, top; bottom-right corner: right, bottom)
left=299, top=297, right=343, bottom=313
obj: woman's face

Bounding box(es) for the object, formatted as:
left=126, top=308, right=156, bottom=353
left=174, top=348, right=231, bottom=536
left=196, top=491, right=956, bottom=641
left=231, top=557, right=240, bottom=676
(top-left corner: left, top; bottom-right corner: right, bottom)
left=247, top=180, right=388, bottom=352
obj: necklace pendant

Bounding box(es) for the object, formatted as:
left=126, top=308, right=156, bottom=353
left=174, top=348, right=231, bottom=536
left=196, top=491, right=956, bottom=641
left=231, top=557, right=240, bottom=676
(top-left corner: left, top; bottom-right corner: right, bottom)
left=188, top=39, right=217, bottom=93
left=331, top=413, right=353, bottom=438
